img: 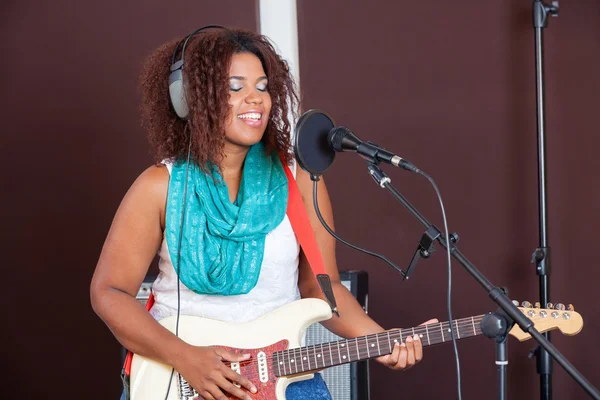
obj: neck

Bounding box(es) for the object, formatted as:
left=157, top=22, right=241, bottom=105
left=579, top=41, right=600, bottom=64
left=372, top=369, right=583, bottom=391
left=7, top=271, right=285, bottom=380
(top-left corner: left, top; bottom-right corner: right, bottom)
left=273, top=314, right=486, bottom=377
left=219, top=143, right=251, bottom=177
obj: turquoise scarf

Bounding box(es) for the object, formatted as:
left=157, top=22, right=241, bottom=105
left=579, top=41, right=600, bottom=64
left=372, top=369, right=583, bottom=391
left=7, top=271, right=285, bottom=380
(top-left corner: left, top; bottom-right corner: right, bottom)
left=165, top=143, right=288, bottom=295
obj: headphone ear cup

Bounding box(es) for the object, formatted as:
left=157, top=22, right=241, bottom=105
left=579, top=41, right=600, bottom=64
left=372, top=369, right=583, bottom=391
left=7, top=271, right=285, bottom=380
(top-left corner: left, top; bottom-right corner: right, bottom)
left=168, top=61, right=189, bottom=119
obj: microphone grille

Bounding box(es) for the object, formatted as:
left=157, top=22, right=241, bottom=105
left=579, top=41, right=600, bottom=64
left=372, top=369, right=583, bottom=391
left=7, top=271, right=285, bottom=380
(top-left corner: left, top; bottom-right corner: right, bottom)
left=328, top=126, right=351, bottom=152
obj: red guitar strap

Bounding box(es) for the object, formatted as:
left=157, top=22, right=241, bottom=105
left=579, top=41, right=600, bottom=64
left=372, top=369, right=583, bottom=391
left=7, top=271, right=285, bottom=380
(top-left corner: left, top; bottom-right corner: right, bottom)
left=122, top=159, right=338, bottom=377
left=280, top=162, right=339, bottom=317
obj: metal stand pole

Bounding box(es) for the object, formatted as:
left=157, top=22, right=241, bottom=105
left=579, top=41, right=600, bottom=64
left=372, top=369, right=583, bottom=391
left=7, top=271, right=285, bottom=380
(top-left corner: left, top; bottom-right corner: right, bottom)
left=531, top=1, right=559, bottom=399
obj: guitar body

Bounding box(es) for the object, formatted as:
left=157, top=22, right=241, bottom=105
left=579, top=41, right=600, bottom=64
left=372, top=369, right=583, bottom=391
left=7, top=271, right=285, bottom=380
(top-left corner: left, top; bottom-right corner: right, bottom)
left=130, top=298, right=333, bottom=400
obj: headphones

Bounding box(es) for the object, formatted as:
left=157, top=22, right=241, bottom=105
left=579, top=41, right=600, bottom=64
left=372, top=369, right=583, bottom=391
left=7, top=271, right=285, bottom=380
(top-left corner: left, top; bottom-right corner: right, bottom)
left=168, top=25, right=226, bottom=120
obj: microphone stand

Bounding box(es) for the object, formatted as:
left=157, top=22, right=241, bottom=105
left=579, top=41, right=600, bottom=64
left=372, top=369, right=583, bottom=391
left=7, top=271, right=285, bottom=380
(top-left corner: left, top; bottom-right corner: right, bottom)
left=531, top=1, right=559, bottom=399
left=365, top=161, right=600, bottom=399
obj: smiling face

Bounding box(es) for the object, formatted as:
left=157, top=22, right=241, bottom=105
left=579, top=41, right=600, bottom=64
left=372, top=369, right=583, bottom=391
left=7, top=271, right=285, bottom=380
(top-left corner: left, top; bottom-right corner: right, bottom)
left=223, top=52, right=272, bottom=149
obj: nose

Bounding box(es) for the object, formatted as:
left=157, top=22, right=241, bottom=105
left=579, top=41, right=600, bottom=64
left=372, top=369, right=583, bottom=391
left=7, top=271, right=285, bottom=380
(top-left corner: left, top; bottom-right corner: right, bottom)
left=245, top=88, right=264, bottom=105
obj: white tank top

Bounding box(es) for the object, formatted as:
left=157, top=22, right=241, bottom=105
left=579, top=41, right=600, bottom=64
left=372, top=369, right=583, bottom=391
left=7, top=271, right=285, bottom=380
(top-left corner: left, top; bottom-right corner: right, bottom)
left=149, top=161, right=301, bottom=323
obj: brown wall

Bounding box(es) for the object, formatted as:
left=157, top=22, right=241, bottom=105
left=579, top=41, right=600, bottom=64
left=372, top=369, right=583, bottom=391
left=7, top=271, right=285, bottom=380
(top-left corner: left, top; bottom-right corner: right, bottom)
left=2, top=0, right=599, bottom=399
left=298, top=0, right=600, bottom=399
left=1, top=1, right=258, bottom=398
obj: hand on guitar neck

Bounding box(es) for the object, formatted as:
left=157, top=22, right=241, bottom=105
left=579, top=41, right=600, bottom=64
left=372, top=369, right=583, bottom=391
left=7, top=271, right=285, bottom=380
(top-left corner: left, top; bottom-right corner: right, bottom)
left=375, top=318, right=439, bottom=370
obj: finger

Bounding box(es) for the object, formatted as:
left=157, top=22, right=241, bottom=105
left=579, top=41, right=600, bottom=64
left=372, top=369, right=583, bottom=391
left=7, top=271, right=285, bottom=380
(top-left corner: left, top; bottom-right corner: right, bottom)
left=215, top=375, right=253, bottom=400
left=204, top=384, right=228, bottom=400
left=405, top=336, right=416, bottom=367
left=395, top=342, right=408, bottom=369
left=420, top=318, right=439, bottom=325
left=198, top=390, right=215, bottom=400
left=413, top=334, right=423, bottom=362
left=215, top=348, right=252, bottom=362
left=389, top=342, right=401, bottom=365
left=221, top=365, right=257, bottom=394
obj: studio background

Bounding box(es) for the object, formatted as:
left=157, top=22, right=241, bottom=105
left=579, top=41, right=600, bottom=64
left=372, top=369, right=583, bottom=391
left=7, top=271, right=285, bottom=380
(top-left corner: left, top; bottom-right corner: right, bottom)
left=2, top=0, right=599, bottom=398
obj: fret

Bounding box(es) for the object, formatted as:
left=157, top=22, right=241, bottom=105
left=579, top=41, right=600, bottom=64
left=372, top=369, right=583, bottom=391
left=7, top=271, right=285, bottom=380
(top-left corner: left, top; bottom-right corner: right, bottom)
left=306, top=345, right=312, bottom=371
left=376, top=333, right=381, bottom=356
left=425, top=324, right=431, bottom=345
left=337, top=340, right=342, bottom=365
left=281, top=351, right=287, bottom=376
left=319, top=344, right=325, bottom=367
left=276, top=351, right=281, bottom=376
left=354, top=338, right=361, bottom=360
left=455, top=320, right=460, bottom=339
left=328, top=342, right=333, bottom=368
left=399, top=329, right=403, bottom=344
left=345, top=339, right=350, bottom=362
left=411, top=327, right=415, bottom=339
left=313, top=344, right=318, bottom=368
left=471, top=316, right=476, bottom=336
left=386, top=331, right=392, bottom=353
left=288, top=349, right=293, bottom=375
left=365, top=336, right=370, bottom=358
left=440, top=322, right=445, bottom=342
left=294, top=348, right=299, bottom=373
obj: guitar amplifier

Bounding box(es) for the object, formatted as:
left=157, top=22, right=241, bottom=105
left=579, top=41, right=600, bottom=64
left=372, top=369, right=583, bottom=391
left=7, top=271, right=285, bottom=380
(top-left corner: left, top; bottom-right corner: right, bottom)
left=305, top=270, right=370, bottom=400
left=131, top=270, right=370, bottom=400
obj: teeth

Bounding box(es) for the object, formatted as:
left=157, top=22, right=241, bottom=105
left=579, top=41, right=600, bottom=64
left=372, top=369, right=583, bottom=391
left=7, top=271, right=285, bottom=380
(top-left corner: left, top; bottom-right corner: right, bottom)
left=238, top=112, right=261, bottom=120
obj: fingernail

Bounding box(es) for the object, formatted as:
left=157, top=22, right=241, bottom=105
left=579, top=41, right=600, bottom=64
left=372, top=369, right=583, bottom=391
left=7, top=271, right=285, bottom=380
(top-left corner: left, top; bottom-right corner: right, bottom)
left=251, top=386, right=257, bottom=393
left=413, top=334, right=420, bottom=341
left=243, top=353, right=251, bottom=358
left=400, top=342, right=406, bottom=347
left=406, top=337, right=413, bottom=343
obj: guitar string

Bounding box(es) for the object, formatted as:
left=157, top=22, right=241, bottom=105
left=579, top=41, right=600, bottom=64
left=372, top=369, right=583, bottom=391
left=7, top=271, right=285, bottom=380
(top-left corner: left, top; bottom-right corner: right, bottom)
left=182, top=312, right=557, bottom=384
left=177, top=310, right=563, bottom=390
left=214, top=316, right=488, bottom=375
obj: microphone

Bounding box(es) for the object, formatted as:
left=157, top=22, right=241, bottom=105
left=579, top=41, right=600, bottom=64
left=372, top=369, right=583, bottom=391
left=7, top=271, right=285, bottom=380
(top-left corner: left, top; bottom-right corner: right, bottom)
left=328, top=126, right=420, bottom=173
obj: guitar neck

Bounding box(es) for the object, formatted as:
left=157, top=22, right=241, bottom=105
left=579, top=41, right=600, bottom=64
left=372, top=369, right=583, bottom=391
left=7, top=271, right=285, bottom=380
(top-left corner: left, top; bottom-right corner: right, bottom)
left=273, top=314, right=485, bottom=377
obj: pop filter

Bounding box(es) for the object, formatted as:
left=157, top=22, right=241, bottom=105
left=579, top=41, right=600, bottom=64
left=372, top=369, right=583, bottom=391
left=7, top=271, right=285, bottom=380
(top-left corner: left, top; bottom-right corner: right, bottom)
left=293, top=109, right=336, bottom=176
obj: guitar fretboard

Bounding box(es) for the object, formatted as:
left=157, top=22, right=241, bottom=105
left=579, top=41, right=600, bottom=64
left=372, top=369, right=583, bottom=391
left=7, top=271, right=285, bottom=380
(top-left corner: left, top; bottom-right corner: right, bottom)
left=273, top=315, right=484, bottom=377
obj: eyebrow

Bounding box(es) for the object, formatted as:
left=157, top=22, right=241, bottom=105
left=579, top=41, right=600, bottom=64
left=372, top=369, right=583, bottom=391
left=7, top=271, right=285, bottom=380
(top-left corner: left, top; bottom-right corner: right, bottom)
left=229, top=76, right=268, bottom=82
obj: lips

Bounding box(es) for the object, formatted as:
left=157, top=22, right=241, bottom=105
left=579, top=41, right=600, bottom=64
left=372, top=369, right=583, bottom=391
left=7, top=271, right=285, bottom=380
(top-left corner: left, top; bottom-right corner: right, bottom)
left=237, top=110, right=264, bottom=127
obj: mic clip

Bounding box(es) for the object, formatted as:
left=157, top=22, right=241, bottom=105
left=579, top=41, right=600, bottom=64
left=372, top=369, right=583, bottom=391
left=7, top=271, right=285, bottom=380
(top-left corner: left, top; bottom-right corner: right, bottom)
left=367, top=162, right=391, bottom=188
left=404, top=226, right=441, bottom=280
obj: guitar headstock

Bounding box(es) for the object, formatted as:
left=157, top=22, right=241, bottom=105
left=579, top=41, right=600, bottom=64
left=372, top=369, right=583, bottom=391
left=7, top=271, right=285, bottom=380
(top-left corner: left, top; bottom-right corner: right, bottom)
left=509, top=301, right=583, bottom=342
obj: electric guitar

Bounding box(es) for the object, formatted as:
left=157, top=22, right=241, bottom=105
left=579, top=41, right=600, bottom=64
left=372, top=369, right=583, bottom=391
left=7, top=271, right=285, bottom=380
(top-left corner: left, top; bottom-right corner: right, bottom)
left=130, top=299, right=583, bottom=400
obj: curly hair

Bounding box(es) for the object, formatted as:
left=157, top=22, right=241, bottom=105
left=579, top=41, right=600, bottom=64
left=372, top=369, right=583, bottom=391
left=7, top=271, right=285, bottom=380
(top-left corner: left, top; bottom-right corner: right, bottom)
left=139, top=27, right=299, bottom=169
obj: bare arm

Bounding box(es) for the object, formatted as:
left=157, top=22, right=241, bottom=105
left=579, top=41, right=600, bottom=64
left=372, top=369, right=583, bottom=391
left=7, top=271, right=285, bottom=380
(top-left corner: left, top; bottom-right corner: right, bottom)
left=90, top=165, right=256, bottom=399
left=295, top=168, right=436, bottom=370
left=90, top=165, right=188, bottom=367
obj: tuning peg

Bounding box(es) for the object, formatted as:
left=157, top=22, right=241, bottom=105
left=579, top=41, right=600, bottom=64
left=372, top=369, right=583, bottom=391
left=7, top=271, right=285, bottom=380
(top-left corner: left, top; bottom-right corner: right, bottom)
left=521, top=301, right=532, bottom=308
left=546, top=302, right=554, bottom=309
left=554, top=303, right=565, bottom=310
left=566, top=304, right=575, bottom=311
left=512, top=300, right=520, bottom=306
left=534, top=302, right=541, bottom=309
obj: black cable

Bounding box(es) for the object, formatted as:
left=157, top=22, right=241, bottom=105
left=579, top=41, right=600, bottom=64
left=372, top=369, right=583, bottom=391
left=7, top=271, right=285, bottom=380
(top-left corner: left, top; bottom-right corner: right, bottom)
left=310, top=176, right=407, bottom=278
left=164, top=127, right=193, bottom=400
left=415, top=170, right=462, bottom=400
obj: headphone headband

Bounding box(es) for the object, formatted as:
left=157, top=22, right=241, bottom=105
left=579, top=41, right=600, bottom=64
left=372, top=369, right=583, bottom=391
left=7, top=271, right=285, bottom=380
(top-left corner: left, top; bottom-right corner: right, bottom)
left=168, top=25, right=227, bottom=120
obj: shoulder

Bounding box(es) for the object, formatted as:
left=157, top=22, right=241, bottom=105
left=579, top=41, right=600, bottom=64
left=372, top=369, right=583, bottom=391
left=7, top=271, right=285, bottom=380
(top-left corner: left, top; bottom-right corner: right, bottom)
left=124, top=164, right=170, bottom=228
left=130, top=164, right=169, bottom=197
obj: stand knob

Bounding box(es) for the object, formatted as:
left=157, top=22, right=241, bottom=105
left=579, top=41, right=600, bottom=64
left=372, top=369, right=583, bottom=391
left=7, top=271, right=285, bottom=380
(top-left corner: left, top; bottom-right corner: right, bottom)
left=550, top=1, right=559, bottom=17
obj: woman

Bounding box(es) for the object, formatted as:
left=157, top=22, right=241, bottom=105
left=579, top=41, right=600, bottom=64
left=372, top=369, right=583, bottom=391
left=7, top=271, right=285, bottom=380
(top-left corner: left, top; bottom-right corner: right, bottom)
left=91, top=27, right=435, bottom=400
